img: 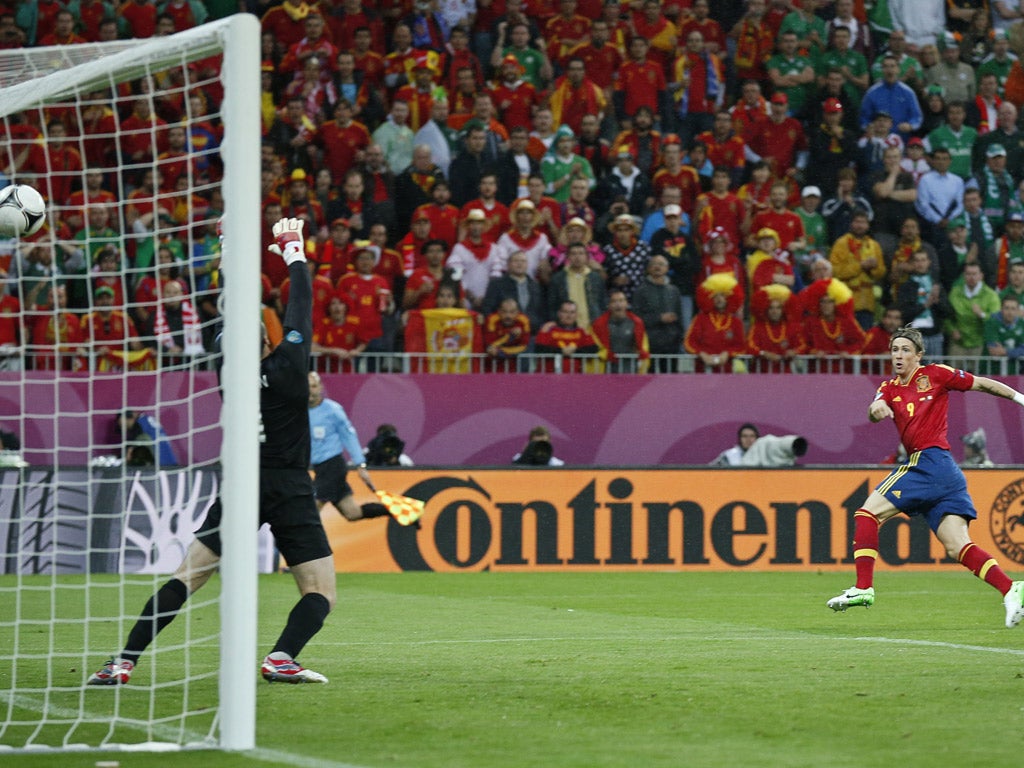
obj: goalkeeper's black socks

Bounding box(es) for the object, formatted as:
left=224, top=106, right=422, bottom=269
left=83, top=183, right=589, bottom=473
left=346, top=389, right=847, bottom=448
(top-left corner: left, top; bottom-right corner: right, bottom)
left=122, top=577, right=189, bottom=663
left=272, top=592, right=331, bottom=659
left=360, top=502, right=390, bottom=519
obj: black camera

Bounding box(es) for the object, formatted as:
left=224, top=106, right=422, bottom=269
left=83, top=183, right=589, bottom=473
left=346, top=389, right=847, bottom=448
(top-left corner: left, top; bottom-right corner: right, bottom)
left=365, top=430, right=405, bottom=466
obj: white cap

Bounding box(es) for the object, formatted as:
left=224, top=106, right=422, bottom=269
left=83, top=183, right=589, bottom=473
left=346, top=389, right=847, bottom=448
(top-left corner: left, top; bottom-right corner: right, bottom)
left=801, top=185, right=822, bottom=198
left=664, top=204, right=682, bottom=218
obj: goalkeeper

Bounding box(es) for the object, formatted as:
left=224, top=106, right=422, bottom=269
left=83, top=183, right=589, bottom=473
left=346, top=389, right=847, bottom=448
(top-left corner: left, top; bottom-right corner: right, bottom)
left=308, top=369, right=393, bottom=522
left=88, top=218, right=335, bottom=686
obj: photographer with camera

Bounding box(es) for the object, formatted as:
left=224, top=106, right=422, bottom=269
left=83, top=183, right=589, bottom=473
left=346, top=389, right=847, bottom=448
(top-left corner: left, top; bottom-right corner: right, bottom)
left=711, top=422, right=809, bottom=467
left=512, top=425, right=564, bottom=466
left=364, top=424, right=415, bottom=467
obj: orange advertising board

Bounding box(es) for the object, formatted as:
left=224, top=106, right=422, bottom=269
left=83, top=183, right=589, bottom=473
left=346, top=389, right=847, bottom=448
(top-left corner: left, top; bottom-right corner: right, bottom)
left=324, top=469, right=1024, bottom=573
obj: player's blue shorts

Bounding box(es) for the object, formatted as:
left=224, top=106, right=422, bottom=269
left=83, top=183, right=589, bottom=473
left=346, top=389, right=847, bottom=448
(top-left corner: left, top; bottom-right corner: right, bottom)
left=874, top=447, right=977, bottom=532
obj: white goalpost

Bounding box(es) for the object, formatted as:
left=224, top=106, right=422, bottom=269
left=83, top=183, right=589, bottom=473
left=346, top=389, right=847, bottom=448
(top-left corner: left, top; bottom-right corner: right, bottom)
left=0, top=14, right=261, bottom=753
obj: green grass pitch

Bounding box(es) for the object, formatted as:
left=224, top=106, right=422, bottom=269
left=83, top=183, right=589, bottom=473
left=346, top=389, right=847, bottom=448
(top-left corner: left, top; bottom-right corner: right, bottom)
left=3, top=571, right=1024, bottom=768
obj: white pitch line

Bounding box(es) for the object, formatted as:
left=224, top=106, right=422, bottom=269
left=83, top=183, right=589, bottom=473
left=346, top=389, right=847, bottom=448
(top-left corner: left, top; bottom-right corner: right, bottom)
left=317, top=632, right=1024, bottom=655
left=851, top=636, right=1024, bottom=655
left=0, top=691, right=376, bottom=768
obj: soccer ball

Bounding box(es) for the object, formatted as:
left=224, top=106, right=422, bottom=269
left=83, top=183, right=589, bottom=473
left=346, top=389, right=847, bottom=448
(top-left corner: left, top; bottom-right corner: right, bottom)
left=0, top=184, right=47, bottom=238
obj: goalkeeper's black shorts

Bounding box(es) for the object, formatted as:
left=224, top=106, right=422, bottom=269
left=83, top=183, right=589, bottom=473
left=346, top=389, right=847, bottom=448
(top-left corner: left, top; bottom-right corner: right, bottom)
left=195, top=467, right=331, bottom=567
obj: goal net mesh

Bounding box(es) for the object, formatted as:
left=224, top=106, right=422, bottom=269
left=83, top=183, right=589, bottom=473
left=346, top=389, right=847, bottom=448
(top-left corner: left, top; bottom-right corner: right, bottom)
left=0, top=17, right=260, bottom=753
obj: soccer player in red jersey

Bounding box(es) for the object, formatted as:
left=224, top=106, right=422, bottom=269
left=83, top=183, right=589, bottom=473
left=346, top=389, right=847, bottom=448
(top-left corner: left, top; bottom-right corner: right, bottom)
left=828, top=325, right=1024, bottom=628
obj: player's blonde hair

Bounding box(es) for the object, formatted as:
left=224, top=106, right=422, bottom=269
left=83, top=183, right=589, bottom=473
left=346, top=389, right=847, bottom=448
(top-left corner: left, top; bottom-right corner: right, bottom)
left=890, top=325, right=924, bottom=353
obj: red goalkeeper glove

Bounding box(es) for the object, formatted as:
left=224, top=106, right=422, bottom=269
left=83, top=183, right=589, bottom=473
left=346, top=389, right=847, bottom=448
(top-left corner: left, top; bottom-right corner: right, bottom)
left=269, top=217, right=306, bottom=265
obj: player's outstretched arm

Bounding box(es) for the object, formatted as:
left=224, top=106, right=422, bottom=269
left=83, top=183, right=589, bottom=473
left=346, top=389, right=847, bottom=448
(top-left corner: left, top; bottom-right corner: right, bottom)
left=270, top=217, right=313, bottom=346
left=971, top=374, right=1024, bottom=406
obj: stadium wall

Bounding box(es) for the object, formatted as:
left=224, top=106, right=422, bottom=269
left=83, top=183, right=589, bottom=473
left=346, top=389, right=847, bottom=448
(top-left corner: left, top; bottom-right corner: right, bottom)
left=5, top=467, right=1023, bottom=574
left=4, top=372, right=1024, bottom=466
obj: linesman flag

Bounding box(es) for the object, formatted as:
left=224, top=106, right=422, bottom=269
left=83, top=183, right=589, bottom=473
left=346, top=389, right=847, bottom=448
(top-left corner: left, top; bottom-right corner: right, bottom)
left=374, top=489, right=425, bottom=526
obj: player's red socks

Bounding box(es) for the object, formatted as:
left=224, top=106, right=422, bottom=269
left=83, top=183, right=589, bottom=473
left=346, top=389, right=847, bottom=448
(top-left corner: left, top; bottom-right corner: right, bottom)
left=958, top=543, right=1013, bottom=595
left=853, top=509, right=879, bottom=590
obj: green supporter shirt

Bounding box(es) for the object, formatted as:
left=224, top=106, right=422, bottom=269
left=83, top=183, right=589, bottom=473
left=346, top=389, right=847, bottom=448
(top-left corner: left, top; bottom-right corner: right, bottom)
left=1000, top=285, right=1024, bottom=305
left=541, top=152, right=596, bottom=203
left=870, top=54, right=923, bottom=86
left=817, top=49, right=868, bottom=105
left=984, top=311, right=1024, bottom=370
left=977, top=56, right=1015, bottom=93
left=794, top=207, right=828, bottom=265
left=946, top=280, right=1002, bottom=349
left=925, top=124, right=978, bottom=180
left=767, top=53, right=814, bottom=113
left=779, top=11, right=827, bottom=51
left=503, top=46, right=546, bottom=89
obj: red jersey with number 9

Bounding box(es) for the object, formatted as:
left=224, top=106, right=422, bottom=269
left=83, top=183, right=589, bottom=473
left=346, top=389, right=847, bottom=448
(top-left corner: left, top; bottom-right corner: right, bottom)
left=875, top=364, right=974, bottom=453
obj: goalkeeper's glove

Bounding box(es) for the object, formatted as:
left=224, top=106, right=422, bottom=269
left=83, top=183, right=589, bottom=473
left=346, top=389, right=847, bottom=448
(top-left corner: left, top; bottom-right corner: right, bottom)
left=269, top=217, right=306, bottom=265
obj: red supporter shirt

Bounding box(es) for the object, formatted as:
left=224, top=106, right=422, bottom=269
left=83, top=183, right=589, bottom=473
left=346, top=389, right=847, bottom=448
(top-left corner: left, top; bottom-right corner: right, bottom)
left=281, top=273, right=337, bottom=327
left=683, top=311, right=746, bottom=358
left=678, top=17, right=726, bottom=52
left=616, top=59, right=665, bottom=117
left=336, top=273, right=391, bottom=340
left=163, top=0, right=199, bottom=30
left=748, top=117, right=808, bottom=177
left=78, top=0, right=110, bottom=40
left=569, top=42, right=621, bottom=90
left=875, top=364, right=974, bottom=453
left=314, top=120, right=370, bottom=182
left=260, top=4, right=309, bottom=52
left=353, top=50, right=387, bottom=88
left=747, top=318, right=806, bottom=358
left=750, top=209, right=805, bottom=251
left=459, top=200, right=509, bottom=239
left=414, top=203, right=460, bottom=249
left=404, top=268, right=445, bottom=309
left=653, top=166, right=701, bottom=215
left=119, top=0, right=157, bottom=38
left=315, top=315, right=367, bottom=351
left=489, top=81, right=541, bottom=132
left=803, top=314, right=865, bottom=355
left=0, top=294, right=20, bottom=345
left=696, top=191, right=744, bottom=245
left=695, top=130, right=746, bottom=172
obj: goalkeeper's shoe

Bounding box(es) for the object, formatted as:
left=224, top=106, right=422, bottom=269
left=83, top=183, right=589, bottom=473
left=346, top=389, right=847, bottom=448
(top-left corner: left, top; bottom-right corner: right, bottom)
left=261, top=654, right=328, bottom=684
left=1004, top=581, right=1024, bottom=628
left=826, top=586, right=875, bottom=612
left=87, top=657, right=134, bottom=685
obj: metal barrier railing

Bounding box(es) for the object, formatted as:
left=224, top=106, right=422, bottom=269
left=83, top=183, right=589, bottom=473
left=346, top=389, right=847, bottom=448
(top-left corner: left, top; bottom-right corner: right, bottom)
left=306, top=353, right=1015, bottom=376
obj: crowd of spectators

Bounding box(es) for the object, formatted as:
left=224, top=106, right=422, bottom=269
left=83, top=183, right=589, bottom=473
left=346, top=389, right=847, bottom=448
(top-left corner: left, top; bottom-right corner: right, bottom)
left=6, top=0, right=1024, bottom=373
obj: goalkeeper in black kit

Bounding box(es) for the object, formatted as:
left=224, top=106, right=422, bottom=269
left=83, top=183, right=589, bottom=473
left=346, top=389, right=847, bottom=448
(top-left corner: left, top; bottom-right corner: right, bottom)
left=88, top=218, right=335, bottom=685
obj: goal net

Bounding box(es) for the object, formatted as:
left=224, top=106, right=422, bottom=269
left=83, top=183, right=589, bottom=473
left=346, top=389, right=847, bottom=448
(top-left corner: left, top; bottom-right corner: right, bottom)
left=0, top=15, right=262, bottom=753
